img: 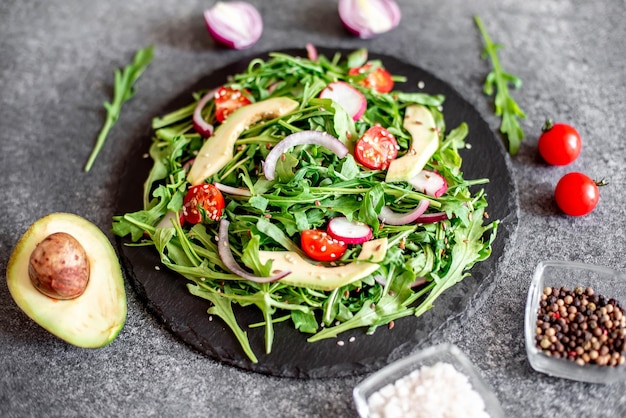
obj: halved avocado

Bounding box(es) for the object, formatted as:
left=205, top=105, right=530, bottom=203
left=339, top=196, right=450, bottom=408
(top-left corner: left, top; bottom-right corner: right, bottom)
left=6, top=213, right=127, bottom=348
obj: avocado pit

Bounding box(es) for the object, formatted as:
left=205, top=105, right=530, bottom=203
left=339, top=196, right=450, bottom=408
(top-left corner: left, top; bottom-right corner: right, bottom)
left=28, top=232, right=90, bottom=300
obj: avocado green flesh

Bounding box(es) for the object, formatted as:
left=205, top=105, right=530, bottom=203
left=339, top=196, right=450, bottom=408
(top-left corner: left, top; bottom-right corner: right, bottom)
left=258, top=238, right=388, bottom=291
left=385, top=104, right=439, bottom=183
left=6, top=213, right=127, bottom=348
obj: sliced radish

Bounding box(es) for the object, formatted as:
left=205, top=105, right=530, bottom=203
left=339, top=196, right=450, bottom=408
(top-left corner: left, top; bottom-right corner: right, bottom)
left=319, top=81, right=367, bottom=121
left=327, top=217, right=373, bottom=244
left=407, top=170, right=447, bottom=198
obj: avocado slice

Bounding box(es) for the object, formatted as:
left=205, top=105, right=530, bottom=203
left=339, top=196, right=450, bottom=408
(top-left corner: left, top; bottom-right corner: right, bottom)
left=187, top=97, right=299, bottom=186
left=258, top=238, right=388, bottom=291
left=6, top=213, right=127, bottom=348
left=385, top=104, right=439, bottom=183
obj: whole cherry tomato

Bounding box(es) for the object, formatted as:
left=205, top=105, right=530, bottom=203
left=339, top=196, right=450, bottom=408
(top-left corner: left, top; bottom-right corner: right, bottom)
left=182, top=184, right=225, bottom=224
left=354, top=125, right=398, bottom=170
left=538, top=120, right=582, bottom=166
left=300, top=230, right=347, bottom=262
left=348, top=63, right=394, bottom=93
left=214, top=86, right=252, bottom=123
left=554, top=172, right=602, bottom=216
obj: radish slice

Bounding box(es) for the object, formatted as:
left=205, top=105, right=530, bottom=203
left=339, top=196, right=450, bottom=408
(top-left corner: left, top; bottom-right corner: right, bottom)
left=416, top=212, right=449, bottom=224
left=192, top=89, right=217, bottom=138
left=327, top=217, right=372, bottom=244
left=218, top=219, right=290, bottom=283
left=263, top=131, right=349, bottom=181
left=319, top=81, right=367, bottom=121
left=215, top=182, right=252, bottom=197
left=408, top=170, right=448, bottom=198
left=203, top=2, right=263, bottom=50
left=379, top=200, right=430, bottom=226
left=338, top=0, right=401, bottom=39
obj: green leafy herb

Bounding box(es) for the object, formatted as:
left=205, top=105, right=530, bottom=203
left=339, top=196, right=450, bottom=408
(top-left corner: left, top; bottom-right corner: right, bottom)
left=84, top=46, right=154, bottom=172
left=474, top=15, right=526, bottom=155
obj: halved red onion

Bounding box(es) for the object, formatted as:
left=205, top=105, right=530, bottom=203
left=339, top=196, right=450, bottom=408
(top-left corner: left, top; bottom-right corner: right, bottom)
left=327, top=217, right=372, bottom=244
left=408, top=170, right=448, bottom=198
left=215, top=182, right=252, bottom=197
left=192, top=89, right=217, bottom=138
left=338, top=0, right=401, bottom=39
left=263, top=131, right=349, bottom=181
left=378, top=200, right=430, bottom=226
left=218, top=219, right=290, bottom=283
left=319, top=81, right=367, bottom=121
left=203, top=2, right=263, bottom=50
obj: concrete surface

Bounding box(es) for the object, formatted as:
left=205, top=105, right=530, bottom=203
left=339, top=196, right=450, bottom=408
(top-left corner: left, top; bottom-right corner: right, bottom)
left=2, top=0, right=626, bottom=416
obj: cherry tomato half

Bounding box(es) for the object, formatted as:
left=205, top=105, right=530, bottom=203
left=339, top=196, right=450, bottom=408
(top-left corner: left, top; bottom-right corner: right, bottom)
left=182, top=184, right=225, bottom=224
left=538, top=121, right=582, bottom=166
left=554, top=172, right=600, bottom=216
left=214, top=86, right=252, bottom=123
left=348, top=63, right=394, bottom=93
left=300, top=230, right=347, bottom=262
left=354, top=125, right=399, bottom=170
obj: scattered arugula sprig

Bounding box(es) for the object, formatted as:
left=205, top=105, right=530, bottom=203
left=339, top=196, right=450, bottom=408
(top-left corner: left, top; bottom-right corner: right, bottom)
left=84, top=45, right=154, bottom=172
left=474, top=15, right=526, bottom=155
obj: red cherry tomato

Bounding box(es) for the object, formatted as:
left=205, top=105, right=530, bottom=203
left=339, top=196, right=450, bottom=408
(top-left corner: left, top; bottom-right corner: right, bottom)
left=538, top=121, right=582, bottom=166
left=354, top=125, right=398, bottom=170
left=182, top=184, right=225, bottom=224
left=554, top=172, right=600, bottom=216
left=214, top=86, right=252, bottom=123
left=348, top=63, right=394, bottom=93
left=300, top=230, right=347, bottom=262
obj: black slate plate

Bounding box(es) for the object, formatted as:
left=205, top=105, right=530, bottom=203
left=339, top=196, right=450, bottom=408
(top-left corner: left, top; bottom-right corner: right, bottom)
left=115, top=47, right=519, bottom=379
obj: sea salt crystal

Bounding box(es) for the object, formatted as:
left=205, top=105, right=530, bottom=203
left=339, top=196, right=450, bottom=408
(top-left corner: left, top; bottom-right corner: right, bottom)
left=366, top=362, right=490, bottom=418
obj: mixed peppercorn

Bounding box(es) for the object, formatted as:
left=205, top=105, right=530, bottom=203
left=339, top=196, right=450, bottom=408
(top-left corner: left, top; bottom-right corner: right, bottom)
left=535, top=286, right=626, bottom=366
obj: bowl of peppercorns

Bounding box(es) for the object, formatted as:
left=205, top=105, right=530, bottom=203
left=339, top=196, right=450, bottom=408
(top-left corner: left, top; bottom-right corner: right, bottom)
left=525, top=260, right=626, bottom=383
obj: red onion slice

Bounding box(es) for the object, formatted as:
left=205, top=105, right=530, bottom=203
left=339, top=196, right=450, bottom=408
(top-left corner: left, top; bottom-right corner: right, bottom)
left=378, top=200, right=430, bottom=226
left=204, top=2, right=263, bottom=50
left=415, top=212, right=449, bottom=224
left=218, top=219, right=290, bottom=283
left=215, top=182, right=252, bottom=197
left=263, top=131, right=349, bottom=181
left=306, top=43, right=318, bottom=61
left=192, top=89, right=217, bottom=138
left=338, top=0, right=401, bottom=39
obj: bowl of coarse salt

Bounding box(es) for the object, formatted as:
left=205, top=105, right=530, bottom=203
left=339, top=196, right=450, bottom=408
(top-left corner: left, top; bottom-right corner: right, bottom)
left=353, top=343, right=504, bottom=418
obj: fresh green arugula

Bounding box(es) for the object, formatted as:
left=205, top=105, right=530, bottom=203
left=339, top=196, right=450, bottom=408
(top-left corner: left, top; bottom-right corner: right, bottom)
left=474, top=15, right=526, bottom=155
left=112, top=49, right=498, bottom=363
left=84, top=46, right=154, bottom=172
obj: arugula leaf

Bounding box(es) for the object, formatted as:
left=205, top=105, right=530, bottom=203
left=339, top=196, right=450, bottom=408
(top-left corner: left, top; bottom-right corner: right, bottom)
left=84, top=45, right=154, bottom=172
left=474, top=16, right=526, bottom=155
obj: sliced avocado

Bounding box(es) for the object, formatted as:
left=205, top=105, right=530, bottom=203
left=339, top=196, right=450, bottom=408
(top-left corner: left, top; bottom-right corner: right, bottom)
left=6, top=213, right=127, bottom=348
left=385, top=104, right=439, bottom=183
left=257, top=238, right=388, bottom=291
left=187, top=97, right=299, bottom=186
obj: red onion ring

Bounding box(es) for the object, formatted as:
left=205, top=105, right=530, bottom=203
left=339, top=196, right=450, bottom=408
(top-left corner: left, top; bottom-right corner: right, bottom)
left=215, top=182, right=252, bottom=197
left=378, top=200, right=430, bottom=226
left=203, top=2, right=263, bottom=50
left=416, top=212, right=449, bottom=224
left=263, top=131, right=349, bottom=181
left=218, top=219, right=290, bottom=283
left=338, top=0, right=401, bottom=39
left=192, top=89, right=217, bottom=138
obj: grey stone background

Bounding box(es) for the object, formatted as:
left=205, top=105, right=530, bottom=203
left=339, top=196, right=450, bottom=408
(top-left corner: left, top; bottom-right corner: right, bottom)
left=2, top=0, right=625, bottom=416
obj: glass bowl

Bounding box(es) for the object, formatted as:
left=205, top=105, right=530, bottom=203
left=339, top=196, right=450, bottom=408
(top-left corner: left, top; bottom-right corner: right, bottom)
left=525, top=260, right=626, bottom=383
left=353, top=343, right=504, bottom=418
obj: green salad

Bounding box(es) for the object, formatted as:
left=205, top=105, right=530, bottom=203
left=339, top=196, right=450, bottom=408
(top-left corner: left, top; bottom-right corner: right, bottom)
left=113, top=48, right=498, bottom=363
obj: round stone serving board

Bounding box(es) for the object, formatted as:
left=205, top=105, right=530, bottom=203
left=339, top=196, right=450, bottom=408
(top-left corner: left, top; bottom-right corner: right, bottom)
left=115, top=47, right=519, bottom=379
